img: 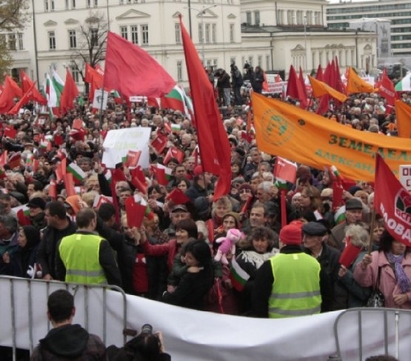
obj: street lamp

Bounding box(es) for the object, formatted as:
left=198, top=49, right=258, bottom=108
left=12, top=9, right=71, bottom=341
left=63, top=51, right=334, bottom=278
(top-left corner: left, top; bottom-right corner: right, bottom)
left=303, top=15, right=307, bottom=72
left=185, top=4, right=217, bottom=64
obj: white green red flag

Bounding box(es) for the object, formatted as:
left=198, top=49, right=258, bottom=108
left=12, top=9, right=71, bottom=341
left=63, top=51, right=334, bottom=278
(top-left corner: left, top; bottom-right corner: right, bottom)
left=229, top=258, right=250, bottom=292
left=161, top=85, right=194, bottom=121
left=67, top=162, right=86, bottom=182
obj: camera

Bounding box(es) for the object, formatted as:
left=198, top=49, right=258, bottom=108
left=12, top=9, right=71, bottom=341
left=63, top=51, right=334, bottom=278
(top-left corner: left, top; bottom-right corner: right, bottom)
left=141, top=324, right=153, bottom=335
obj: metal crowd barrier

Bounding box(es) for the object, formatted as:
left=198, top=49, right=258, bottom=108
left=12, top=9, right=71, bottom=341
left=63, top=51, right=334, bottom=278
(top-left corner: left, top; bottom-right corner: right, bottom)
left=0, top=276, right=131, bottom=361
left=332, top=308, right=411, bottom=361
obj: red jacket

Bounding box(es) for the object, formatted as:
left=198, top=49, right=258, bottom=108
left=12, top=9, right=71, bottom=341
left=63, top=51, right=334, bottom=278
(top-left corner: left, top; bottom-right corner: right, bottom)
left=141, top=239, right=179, bottom=274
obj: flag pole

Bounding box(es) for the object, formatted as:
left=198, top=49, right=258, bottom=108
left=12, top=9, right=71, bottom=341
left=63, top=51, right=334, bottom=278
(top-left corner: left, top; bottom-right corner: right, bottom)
left=367, top=208, right=376, bottom=254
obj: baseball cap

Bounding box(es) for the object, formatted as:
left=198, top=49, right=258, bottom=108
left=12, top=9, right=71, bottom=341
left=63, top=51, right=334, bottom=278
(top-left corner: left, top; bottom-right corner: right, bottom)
left=27, top=197, right=46, bottom=210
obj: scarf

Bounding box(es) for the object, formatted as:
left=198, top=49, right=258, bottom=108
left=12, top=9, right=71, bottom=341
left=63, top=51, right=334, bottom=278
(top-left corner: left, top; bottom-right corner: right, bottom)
left=386, top=252, right=411, bottom=293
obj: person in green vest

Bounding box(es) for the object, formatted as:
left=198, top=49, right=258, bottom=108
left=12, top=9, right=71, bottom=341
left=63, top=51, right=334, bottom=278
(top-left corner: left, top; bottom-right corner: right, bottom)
left=56, top=208, right=122, bottom=287
left=251, top=222, right=329, bottom=318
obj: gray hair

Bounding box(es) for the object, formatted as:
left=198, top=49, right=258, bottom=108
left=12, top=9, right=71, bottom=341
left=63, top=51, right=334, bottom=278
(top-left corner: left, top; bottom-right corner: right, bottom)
left=345, top=224, right=369, bottom=248
left=0, top=215, right=18, bottom=234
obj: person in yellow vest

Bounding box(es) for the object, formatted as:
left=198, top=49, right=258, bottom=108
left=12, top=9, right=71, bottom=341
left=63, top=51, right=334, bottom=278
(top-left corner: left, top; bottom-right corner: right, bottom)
left=251, top=222, right=327, bottom=318
left=56, top=208, right=122, bottom=287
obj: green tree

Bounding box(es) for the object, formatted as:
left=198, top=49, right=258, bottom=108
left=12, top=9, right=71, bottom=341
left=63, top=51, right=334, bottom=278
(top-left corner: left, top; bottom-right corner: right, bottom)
left=70, top=11, right=109, bottom=94
left=0, top=0, right=30, bottom=82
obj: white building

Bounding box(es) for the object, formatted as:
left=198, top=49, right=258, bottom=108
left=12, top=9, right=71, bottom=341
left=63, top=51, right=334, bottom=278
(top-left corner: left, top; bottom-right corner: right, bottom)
left=6, top=0, right=376, bottom=92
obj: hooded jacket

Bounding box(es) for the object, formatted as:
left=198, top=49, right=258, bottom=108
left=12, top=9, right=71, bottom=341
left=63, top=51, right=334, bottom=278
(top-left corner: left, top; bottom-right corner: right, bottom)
left=31, top=324, right=106, bottom=360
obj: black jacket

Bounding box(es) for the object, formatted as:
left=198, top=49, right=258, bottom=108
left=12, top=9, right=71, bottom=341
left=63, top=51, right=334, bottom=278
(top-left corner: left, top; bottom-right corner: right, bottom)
left=36, top=219, right=77, bottom=279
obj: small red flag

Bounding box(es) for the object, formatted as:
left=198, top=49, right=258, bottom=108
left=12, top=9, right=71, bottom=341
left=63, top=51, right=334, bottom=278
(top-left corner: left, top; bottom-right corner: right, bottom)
left=273, top=157, right=297, bottom=184
left=4, top=126, right=17, bottom=139
left=130, top=166, right=148, bottom=194
left=125, top=196, right=146, bottom=228
left=151, top=134, right=168, bottom=155
left=166, top=188, right=191, bottom=204
left=125, top=150, right=141, bottom=168
left=60, top=68, right=79, bottom=114
left=64, top=173, right=76, bottom=197
left=20, top=70, right=47, bottom=105
left=164, top=147, right=185, bottom=165
left=8, top=152, right=21, bottom=169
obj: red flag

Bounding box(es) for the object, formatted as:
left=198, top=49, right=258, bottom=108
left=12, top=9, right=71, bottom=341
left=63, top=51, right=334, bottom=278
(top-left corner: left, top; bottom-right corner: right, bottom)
left=164, top=147, right=185, bottom=165
left=151, top=134, right=168, bottom=154
left=153, top=165, right=170, bottom=186
left=130, top=166, right=148, bottom=194
left=334, top=57, right=346, bottom=95
left=64, top=173, right=76, bottom=197
left=19, top=70, right=47, bottom=105
left=0, top=76, right=23, bottom=113
left=8, top=82, right=36, bottom=115
left=286, top=65, right=307, bottom=109
left=273, top=157, right=297, bottom=183
left=125, top=196, right=146, bottom=228
left=104, top=32, right=176, bottom=98
left=179, top=16, right=231, bottom=200
left=0, top=151, right=8, bottom=166
left=374, top=153, right=411, bottom=246
left=60, top=68, right=79, bottom=114
left=315, top=64, right=324, bottom=82
left=377, top=69, right=396, bottom=113
left=3, top=126, right=17, bottom=138
left=298, top=67, right=308, bottom=108
left=166, top=188, right=191, bottom=204
left=85, top=63, right=104, bottom=101
left=49, top=180, right=57, bottom=200
left=17, top=209, right=31, bottom=226
left=8, top=152, right=21, bottom=169
left=125, top=150, right=141, bottom=168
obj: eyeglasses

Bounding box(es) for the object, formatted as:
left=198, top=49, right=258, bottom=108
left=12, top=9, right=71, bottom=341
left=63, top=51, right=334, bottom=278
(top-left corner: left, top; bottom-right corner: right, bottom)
left=240, top=189, right=251, bottom=194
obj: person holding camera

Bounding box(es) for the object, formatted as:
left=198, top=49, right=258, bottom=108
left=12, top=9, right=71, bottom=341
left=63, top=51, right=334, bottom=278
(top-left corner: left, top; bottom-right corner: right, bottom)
left=107, top=324, right=171, bottom=361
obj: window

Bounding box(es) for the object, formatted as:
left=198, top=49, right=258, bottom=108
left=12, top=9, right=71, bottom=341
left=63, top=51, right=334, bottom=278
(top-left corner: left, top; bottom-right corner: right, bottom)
left=258, top=55, right=262, bottom=67
left=296, top=10, right=302, bottom=25
left=49, top=31, right=56, bottom=50
left=51, top=0, right=55, bottom=11
left=177, top=61, right=183, bottom=82
left=230, top=57, right=236, bottom=64
left=18, top=33, right=23, bottom=50
left=205, top=23, right=210, bottom=43
left=71, top=66, right=80, bottom=83
left=69, top=30, right=77, bottom=49
left=175, top=23, right=181, bottom=44
left=248, top=56, right=253, bottom=65
left=72, top=0, right=76, bottom=9
left=287, top=10, right=293, bottom=25
left=277, top=10, right=283, bottom=25
left=87, top=0, right=91, bottom=7
left=44, top=0, right=49, bottom=12
left=198, top=23, right=203, bottom=43
left=229, top=23, right=234, bottom=43
left=212, top=24, right=216, bottom=43
left=254, top=11, right=260, bottom=26
left=8, top=34, right=16, bottom=50
left=120, top=26, right=128, bottom=39
left=131, top=26, right=138, bottom=44
left=266, top=55, right=270, bottom=70
left=65, top=0, right=69, bottom=9
left=246, top=11, right=251, bottom=25
left=91, top=29, right=98, bottom=46
left=119, top=0, right=124, bottom=4
left=141, top=24, right=148, bottom=45
left=94, top=0, right=98, bottom=5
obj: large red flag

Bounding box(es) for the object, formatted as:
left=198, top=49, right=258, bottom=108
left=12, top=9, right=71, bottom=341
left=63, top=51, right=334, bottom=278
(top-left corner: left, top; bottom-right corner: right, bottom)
left=20, top=70, right=47, bottom=105
left=104, top=32, right=176, bottom=98
left=298, top=67, right=308, bottom=108
left=286, top=65, right=307, bottom=109
left=179, top=16, right=231, bottom=200
left=377, top=69, right=396, bottom=113
left=60, top=68, right=79, bottom=114
left=315, top=64, right=324, bottom=82
left=374, top=153, right=411, bottom=245
left=0, top=76, right=22, bottom=113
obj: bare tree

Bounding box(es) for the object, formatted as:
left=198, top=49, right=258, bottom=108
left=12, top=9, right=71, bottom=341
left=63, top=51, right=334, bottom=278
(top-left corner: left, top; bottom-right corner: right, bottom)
left=70, top=11, right=109, bottom=93
left=0, top=0, right=30, bottom=81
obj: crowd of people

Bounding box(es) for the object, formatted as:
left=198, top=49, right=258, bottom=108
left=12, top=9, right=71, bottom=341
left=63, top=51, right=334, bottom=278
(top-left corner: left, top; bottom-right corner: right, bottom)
left=0, top=72, right=410, bottom=331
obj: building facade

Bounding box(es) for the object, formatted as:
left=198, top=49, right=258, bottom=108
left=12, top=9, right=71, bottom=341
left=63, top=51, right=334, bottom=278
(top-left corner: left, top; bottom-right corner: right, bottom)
left=327, top=0, right=411, bottom=58
left=5, top=0, right=376, bottom=92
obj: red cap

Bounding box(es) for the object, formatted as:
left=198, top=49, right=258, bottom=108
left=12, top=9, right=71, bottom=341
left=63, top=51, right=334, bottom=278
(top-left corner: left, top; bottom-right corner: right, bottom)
left=279, top=225, right=302, bottom=245
left=193, top=165, right=204, bottom=176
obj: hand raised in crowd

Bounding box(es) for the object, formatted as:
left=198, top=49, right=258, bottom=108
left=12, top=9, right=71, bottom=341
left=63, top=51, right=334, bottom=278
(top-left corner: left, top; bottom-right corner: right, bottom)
left=361, top=254, right=372, bottom=269
left=338, top=265, right=347, bottom=278
left=2, top=252, right=10, bottom=264
left=148, top=198, right=159, bottom=212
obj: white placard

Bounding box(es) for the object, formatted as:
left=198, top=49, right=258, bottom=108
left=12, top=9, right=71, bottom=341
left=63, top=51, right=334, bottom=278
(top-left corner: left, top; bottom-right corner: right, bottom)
left=92, top=89, right=109, bottom=110
left=102, top=127, right=151, bottom=169
left=400, top=165, right=411, bottom=191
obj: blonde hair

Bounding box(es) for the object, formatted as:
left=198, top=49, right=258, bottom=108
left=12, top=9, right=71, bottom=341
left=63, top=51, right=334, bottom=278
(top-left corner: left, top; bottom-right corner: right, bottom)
left=211, top=196, right=233, bottom=217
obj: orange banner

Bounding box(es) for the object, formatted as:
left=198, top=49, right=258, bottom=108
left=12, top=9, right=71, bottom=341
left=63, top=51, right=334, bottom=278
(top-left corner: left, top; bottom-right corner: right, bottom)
left=346, top=67, right=375, bottom=94
left=396, top=100, right=411, bottom=138
left=252, top=93, right=411, bottom=181
left=309, top=76, right=347, bottom=102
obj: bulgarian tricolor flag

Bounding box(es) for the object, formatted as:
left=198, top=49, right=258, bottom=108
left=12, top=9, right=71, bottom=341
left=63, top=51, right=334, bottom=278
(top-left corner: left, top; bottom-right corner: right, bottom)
left=67, top=162, right=87, bottom=183
left=273, top=157, right=297, bottom=190
left=334, top=205, right=346, bottom=224
left=46, top=70, right=65, bottom=108
left=395, top=72, right=411, bottom=92
left=153, top=164, right=172, bottom=186
left=229, top=258, right=250, bottom=292
left=14, top=205, right=31, bottom=226
left=161, top=85, right=194, bottom=121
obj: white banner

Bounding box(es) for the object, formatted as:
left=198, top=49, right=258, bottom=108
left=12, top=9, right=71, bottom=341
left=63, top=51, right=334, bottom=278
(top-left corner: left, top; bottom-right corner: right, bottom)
left=1, top=277, right=411, bottom=360
left=92, top=89, right=109, bottom=110
left=102, top=127, right=151, bottom=169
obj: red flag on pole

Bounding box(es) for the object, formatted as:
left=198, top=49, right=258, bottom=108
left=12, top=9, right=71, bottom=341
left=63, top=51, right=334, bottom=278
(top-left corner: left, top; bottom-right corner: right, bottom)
left=179, top=16, right=231, bottom=200
left=104, top=32, right=176, bottom=98
left=0, top=76, right=23, bottom=113
left=374, top=153, right=411, bottom=245
left=20, top=70, right=47, bottom=105
left=376, top=69, right=396, bottom=113
left=8, top=82, right=36, bottom=115
left=60, top=68, right=79, bottom=114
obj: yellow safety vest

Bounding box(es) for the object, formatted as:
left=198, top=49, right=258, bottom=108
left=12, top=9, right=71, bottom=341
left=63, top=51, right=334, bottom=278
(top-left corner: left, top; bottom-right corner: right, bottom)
left=59, top=233, right=107, bottom=285
left=268, top=253, right=321, bottom=318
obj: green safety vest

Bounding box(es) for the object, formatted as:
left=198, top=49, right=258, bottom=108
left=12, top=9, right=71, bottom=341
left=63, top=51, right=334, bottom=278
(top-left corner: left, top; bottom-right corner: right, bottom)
left=268, top=253, right=321, bottom=318
left=59, top=233, right=107, bottom=285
